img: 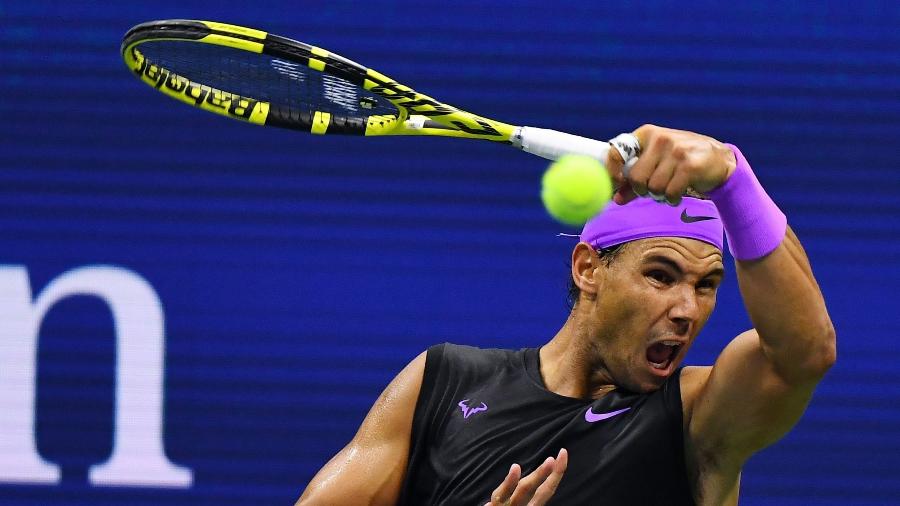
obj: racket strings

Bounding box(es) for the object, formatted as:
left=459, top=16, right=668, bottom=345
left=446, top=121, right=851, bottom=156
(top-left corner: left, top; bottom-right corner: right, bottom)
left=137, top=41, right=398, bottom=119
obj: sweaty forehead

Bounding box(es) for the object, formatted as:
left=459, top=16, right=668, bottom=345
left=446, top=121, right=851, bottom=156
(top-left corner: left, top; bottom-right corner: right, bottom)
left=628, top=237, right=724, bottom=268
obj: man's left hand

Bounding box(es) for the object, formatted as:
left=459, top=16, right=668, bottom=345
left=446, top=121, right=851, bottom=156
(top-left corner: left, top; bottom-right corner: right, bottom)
left=484, top=448, right=568, bottom=506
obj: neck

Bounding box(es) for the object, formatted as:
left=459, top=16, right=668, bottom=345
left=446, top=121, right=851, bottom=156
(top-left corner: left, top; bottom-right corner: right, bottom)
left=540, top=308, right=616, bottom=400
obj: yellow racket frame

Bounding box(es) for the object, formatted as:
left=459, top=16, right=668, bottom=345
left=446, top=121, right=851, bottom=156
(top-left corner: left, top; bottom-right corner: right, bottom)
left=122, top=20, right=516, bottom=141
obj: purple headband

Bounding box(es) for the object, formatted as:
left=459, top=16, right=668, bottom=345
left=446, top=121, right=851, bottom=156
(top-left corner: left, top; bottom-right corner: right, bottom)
left=579, top=196, right=724, bottom=251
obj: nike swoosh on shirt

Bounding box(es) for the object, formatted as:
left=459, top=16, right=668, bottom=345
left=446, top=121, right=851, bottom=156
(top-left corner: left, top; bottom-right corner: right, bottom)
left=584, top=406, right=631, bottom=423
left=680, top=209, right=717, bottom=223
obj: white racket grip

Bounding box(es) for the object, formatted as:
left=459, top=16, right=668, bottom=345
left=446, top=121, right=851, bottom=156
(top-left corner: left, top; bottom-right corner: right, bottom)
left=512, top=126, right=611, bottom=162
left=512, top=127, right=640, bottom=175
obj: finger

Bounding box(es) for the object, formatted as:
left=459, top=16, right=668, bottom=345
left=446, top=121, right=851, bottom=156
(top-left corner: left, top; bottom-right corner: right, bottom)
left=625, top=138, right=665, bottom=198
left=610, top=125, right=656, bottom=203
left=646, top=156, right=676, bottom=201
left=605, top=140, right=627, bottom=191
left=626, top=154, right=654, bottom=197
left=628, top=125, right=675, bottom=198
left=555, top=448, right=568, bottom=474
left=613, top=183, right=637, bottom=205
left=627, top=124, right=655, bottom=195
left=664, top=170, right=692, bottom=206
left=508, top=457, right=555, bottom=505
left=489, top=463, right=521, bottom=505
left=528, top=449, right=569, bottom=506
left=631, top=124, right=657, bottom=151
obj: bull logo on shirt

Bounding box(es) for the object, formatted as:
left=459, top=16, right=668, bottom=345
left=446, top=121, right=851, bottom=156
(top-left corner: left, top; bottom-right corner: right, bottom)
left=457, top=399, right=488, bottom=419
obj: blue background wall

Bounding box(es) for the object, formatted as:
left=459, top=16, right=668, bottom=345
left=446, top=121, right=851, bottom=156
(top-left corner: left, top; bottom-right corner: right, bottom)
left=2, top=1, right=899, bottom=504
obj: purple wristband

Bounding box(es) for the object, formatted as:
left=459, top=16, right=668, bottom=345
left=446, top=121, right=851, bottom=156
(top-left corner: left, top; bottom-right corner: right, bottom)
left=707, top=144, right=786, bottom=261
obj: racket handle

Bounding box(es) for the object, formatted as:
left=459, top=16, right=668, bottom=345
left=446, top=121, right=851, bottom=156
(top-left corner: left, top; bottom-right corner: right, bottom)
left=511, top=127, right=639, bottom=172
left=512, top=126, right=610, bottom=161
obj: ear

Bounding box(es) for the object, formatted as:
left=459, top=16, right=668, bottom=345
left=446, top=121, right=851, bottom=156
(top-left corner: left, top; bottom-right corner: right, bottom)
left=572, top=242, right=603, bottom=299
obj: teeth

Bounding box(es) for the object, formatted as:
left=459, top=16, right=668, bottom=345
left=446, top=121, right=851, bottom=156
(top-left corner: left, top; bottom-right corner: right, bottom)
left=650, top=361, right=667, bottom=370
left=661, top=341, right=681, bottom=346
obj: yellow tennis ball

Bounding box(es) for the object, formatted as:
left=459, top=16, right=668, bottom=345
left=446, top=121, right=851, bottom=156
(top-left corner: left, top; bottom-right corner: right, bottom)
left=541, top=154, right=614, bottom=227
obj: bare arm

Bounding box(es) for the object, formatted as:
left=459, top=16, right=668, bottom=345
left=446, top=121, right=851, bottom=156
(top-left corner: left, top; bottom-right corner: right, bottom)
left=609, top=125, right=836, bottom=494
left=686, top=227, right=836, bottom=462
left=296, top=351, right=426, bottom=506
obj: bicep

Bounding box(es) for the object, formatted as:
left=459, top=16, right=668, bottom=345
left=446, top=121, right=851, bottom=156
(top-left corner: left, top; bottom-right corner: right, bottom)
left=297, top=351, right=427, bottom=506
left=685, top=331, right=821, bottom=469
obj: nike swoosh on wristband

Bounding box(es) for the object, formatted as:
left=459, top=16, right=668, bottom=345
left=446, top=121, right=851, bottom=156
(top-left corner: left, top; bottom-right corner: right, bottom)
left=584, top=406, right=631, bottom=423
left=680, top=209, right=717, bottom=223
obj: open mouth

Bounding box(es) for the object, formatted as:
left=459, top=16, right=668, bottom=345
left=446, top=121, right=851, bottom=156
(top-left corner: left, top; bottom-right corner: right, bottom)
left=646, top=341, right=682, bottom=372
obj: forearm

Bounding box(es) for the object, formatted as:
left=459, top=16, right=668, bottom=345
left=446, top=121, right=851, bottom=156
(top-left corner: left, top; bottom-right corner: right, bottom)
left=706, top=144, right=835, bottom=383
left=735, top=227, right=836, bottom=383
left=298, top=444, right=406, bottom=506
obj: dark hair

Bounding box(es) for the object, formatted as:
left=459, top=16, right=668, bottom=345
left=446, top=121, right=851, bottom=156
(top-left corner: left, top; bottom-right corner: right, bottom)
left=566, top=243, right=628, bottom=310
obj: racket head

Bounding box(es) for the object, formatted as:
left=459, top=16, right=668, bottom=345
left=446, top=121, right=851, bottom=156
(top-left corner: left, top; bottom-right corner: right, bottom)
left=121, top=20, right=515, bottom=140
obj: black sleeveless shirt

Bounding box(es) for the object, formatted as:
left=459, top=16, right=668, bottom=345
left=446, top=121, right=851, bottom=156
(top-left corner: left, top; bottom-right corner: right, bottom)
left=398, top=343, right=694, bottom=505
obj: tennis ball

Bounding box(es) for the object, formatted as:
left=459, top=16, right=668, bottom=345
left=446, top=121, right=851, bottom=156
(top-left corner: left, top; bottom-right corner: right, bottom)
left=541, top=154, right=614, bottom=227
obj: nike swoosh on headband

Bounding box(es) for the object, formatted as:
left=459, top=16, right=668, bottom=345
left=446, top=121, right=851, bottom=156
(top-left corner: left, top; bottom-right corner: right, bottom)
left=584, top=406, right=631, bottom=423
left=680, top=209, right=717, bottom=223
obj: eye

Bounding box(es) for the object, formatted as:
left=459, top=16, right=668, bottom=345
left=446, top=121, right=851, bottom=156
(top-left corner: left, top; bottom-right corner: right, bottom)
left=697, top=278, right=719, bottom=291
left=647, top=270, right=674, bottom=285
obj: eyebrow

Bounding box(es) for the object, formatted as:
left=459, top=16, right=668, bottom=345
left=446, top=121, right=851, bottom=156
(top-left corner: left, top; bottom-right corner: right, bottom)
left=644, top=255, right=725, bottom=279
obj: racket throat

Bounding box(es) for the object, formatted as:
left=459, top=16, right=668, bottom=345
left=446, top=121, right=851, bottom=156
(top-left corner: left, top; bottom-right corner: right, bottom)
left=411, top=117, right=457, bottom=132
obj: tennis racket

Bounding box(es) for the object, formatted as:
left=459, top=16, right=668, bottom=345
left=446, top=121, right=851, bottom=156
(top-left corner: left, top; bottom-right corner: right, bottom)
left=121, top=19, right=641, bottom=166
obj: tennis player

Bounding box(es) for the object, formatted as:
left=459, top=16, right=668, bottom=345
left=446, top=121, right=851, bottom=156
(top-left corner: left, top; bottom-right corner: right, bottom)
left=296, top=125, right=835, bottom=505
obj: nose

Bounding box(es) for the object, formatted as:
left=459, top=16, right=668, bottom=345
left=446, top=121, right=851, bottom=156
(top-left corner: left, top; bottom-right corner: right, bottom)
left=669, top=286, right=700, bottom=335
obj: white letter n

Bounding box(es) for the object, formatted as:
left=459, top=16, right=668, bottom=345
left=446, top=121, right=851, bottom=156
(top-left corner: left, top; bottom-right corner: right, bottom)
left=0, top=265, right=192, bottom=487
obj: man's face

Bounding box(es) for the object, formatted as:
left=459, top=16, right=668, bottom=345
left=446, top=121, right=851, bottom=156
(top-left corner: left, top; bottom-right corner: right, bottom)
left=584, top=237, right=724, bottom=393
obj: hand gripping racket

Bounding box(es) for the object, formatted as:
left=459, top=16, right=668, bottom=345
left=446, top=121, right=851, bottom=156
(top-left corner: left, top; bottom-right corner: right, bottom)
left=121, top=20, right=641, bottom=167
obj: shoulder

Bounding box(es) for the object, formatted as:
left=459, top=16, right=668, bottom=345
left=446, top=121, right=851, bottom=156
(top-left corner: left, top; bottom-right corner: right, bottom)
left=426, top=343, right=522, bottom=380
left=429, top=342, right=520, bottom=368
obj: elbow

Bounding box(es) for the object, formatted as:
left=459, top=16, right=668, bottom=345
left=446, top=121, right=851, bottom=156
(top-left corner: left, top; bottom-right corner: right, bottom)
left=804, top=321, right=837, bottom=378
left=821, top=323, right=838, bottom=371
left=778, top=320, right=836, bottom=384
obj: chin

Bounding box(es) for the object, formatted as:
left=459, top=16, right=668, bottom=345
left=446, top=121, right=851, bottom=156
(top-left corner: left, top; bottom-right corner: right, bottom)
left=626, top=360, right=679, bottom=393
left=618, top=374, right=663, bottom=394
left=633, top=378, right=666, bottom=394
